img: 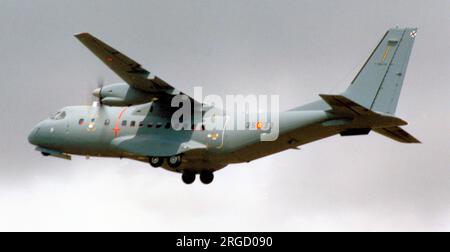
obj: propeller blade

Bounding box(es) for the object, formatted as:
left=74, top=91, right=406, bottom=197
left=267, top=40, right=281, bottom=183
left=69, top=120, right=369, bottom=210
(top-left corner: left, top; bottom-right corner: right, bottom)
left=85, top=77, right=105, bottom=106
left=97, top=77, right=105, bottom=105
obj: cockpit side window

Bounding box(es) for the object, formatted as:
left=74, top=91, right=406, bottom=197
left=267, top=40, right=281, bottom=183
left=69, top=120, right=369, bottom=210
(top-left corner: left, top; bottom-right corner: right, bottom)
left=50, top=111, right=67, bottom=120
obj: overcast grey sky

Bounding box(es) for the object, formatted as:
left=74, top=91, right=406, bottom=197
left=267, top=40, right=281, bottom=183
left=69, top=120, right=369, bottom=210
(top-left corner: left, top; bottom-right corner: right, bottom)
left=0, top=0, right=449, bottom=231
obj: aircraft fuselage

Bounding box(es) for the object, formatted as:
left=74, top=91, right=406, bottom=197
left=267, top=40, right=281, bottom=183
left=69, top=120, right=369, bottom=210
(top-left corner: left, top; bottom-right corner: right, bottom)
left=28, top=102, right=334, bottom=174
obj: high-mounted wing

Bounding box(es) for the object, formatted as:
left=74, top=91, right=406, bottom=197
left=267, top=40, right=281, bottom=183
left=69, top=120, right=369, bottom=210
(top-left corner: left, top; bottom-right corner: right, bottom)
left=75, top=33, right=209, bottom=111
left=75, top=33, right=176, bottom=94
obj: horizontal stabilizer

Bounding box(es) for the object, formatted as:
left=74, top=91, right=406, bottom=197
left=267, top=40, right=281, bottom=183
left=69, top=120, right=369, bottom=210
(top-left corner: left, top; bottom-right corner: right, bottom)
left=320, top=94, right=408, bottom=126
left=319, top=94, right=374, bottom=116
left=374, top=126, right=421, bottom=143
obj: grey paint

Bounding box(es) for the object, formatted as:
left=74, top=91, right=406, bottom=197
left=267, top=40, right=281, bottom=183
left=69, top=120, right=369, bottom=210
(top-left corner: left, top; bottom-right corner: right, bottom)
left=1, top=0, right=449, bottom=231
left=344, top=28, right=416, bottom=114
left=28, top=27, right=419, bottom=179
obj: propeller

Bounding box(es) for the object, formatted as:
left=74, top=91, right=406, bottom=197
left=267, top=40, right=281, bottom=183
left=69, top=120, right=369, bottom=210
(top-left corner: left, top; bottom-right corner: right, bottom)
left=86, top=77, right=105, bottom=130
left=88, top=77, right=104, bottom=107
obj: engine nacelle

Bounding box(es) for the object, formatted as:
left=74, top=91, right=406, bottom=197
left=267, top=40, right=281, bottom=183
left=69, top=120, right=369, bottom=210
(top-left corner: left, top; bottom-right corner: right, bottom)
left=93, top=83, right=154, bottom=106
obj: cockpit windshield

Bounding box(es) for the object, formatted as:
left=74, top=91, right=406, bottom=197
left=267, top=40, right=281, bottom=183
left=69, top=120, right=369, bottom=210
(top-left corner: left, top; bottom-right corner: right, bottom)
left=50, top=111, right=66, bottom=120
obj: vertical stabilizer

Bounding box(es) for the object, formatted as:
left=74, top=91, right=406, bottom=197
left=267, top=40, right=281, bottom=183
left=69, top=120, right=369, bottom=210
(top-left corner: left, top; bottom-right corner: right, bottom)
left=343, top=28, right=417, bottom=114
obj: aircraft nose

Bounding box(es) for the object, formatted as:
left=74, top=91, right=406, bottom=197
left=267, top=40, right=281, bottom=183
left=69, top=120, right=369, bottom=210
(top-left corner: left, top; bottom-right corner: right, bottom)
left=28, top=127, right=39, bottom=146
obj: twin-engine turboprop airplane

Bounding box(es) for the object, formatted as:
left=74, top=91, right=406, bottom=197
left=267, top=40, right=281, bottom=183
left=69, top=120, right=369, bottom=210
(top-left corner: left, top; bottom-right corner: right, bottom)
left=28, top=27, right=420, bottom=184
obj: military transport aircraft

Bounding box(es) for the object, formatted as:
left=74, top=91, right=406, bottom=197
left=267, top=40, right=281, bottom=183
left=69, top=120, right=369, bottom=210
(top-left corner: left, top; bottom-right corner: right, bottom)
left=28, top=27, right=419, bottom=184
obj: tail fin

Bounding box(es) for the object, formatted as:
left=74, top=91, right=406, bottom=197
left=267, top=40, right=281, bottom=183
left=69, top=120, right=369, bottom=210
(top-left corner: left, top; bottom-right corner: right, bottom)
left=343, top=27, right=417, bottom=114
left=293, top=28, right=420, bottom=143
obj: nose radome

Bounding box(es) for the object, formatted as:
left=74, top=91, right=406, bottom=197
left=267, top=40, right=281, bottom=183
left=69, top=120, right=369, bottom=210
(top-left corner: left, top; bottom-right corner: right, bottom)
left=28, top=125, right=43, bottom=146
left=28, top=127, right=38, bottom=145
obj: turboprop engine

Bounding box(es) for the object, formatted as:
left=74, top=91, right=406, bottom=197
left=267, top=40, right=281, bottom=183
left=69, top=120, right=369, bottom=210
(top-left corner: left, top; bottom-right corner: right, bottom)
left=92, top=82, right=154, bottom=106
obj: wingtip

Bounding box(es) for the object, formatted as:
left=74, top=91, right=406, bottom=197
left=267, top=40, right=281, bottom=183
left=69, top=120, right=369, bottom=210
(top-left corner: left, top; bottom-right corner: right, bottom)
left=74, top=32, right=90, bottom=38
left=319, top=94, right=337, bottom=99
left=412, top=138, right=422, bottom=144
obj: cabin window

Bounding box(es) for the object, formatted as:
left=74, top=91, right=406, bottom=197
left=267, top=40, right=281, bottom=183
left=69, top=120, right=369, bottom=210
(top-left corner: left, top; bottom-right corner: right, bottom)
left=104, top=119, right=110, bottom=126
left=130, top=121, right=136, bottom=127
left=139, top=121, right=144, bottom=127
left=91, top=118, right=95, bottom=123
left=165, top=122, right=171, bottom=129
left=201, top=124, right=205, bottom=131
left=191, top=124, right=195, bottom=131
left=147, top=123, right=153, bottom=128
left=156, top=123, right=162, bottom=128
left=121, top=120, right=127, bottom=126
left=79, top=119, right=84, bottom=125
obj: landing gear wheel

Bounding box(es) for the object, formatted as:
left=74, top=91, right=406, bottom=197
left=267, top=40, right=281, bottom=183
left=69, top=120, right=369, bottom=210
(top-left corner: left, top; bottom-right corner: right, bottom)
left=182, top=172, right=196, bottom=184
left=200, top=171, right=214, bottom=184
left=168, top=155, right=182, bottom=168
left=149, top=157, right=164, bottom=168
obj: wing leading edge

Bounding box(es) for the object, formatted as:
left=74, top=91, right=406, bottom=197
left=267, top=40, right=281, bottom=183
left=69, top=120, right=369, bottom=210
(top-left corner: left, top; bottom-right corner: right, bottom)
left=75, top=32, right=206, bottom=109
left=75, top=33, right=173, bottom=93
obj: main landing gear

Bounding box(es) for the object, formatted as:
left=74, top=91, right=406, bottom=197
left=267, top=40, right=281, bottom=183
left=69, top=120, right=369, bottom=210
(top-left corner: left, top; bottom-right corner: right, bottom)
left=148, top=156, right=215, bottom=185
left=199, top=171, right=214, bottom=185
left=181, top=171, right=214, bottom=185
left=182, top=172, right=196, bottom=184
